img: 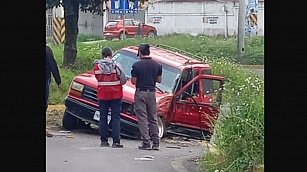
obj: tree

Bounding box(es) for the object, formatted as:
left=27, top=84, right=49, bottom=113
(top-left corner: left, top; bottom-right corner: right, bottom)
left=46, top=0, right=145, bottom=68
left=46, top=0, right=104, bottom=68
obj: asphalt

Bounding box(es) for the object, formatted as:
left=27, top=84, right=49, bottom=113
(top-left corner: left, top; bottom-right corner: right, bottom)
left=46, top=131, right=205, bottom=172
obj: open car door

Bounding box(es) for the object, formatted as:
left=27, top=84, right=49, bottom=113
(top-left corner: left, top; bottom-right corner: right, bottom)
left=167, top=74, right=224, bottom=140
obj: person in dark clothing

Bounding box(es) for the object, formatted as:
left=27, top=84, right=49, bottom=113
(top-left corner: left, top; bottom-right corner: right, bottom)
left=46, top=44, right=61, bottom=113
left=131, top=43, right=162, bottom=150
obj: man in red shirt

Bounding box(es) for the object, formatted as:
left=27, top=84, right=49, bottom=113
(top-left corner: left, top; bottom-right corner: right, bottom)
left=93, top=47, right=125, bottom=148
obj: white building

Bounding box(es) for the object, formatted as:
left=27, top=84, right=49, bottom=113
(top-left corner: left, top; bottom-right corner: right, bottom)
left=46, top=0, right=264, bottom=37
left=145, top=0, right=264, bottom=36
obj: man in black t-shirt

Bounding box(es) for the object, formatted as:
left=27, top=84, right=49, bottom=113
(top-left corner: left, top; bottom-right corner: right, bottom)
left=131, top=44, right=162, bottom=150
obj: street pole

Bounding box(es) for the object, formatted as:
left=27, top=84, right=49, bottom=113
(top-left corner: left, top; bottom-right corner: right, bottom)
left=122, top=0, right=126, bottom=43
left=237, top=0, right=245, bottom=63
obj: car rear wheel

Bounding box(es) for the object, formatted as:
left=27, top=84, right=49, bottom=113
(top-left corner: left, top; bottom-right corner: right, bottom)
left=119, top=32, right=126, bottom=40
left=62, top=110, right=84, bottom=130
left=147, top=31, right=156, bottom=38
left=157, top=116, right=165, bottom=139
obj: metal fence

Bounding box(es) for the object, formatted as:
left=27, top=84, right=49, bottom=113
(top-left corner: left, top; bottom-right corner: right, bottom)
left=46, top=9, right=53, bottom=37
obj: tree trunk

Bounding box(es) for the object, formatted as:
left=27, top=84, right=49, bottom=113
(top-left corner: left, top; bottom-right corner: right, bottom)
left=63, top=0, right=79, bottom=68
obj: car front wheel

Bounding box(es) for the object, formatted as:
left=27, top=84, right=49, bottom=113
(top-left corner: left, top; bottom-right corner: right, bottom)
left=62, top=110, right=84, bottom=130
left=157, top=116, right=166, bottom=139
left=147, top=31, right=156, bottom=38
left=119, top=32, right=126, bottom=40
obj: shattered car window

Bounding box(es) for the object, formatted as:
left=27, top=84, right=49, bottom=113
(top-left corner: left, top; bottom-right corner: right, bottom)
left=157, top=63, right=180, bottom=93
left=113, top=50, right=180, bottom=93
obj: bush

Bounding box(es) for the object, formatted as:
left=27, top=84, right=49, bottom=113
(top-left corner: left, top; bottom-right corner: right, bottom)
left=200, top=58, right=264, bottom=172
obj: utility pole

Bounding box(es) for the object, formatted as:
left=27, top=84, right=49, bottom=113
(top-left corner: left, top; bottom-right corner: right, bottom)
left=237, top=0, right=245, bottom=63
left=122, top=0, right=126, bottom=42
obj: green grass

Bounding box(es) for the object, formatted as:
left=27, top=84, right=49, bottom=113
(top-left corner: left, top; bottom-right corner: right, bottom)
left=77, top=33, right=104, bottom=42
left=200, top=58, right=264, bottom=172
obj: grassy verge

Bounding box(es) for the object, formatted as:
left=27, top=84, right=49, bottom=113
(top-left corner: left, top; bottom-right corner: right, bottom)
left=77, top=34, right=104, bottom=42
left=200, top=58, right=264, bottom=171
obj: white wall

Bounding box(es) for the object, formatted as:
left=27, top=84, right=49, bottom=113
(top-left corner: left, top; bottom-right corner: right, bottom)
left=47, top=0, right=264, bottom=37
left=257, top=1, right=264, bottom=35
left=78, top=10, right=103, bottom=36
left=147, top=0, right=264, bottom=36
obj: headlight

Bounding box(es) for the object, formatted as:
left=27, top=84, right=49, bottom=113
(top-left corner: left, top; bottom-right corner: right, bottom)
left=71, top=81, right=84, bottom=92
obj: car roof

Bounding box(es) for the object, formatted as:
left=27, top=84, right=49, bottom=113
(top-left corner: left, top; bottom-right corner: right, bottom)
left=122, top=45, right=211, bottom=70
left=108, top=19, right=135, bottom=22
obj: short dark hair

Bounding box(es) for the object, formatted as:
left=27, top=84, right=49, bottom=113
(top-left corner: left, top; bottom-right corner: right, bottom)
left=138, top=43, right=150, bottom=56
left=101, top=47, right=113, bottom=58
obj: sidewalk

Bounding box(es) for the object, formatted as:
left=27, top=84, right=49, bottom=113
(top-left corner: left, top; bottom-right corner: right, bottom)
left=241, top=65, right=264, bottom=79
left=241, top=65, right=264, bottom=69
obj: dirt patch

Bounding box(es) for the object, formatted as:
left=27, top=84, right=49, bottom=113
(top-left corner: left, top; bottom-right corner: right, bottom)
left=46, top=105, right=66, bottom=131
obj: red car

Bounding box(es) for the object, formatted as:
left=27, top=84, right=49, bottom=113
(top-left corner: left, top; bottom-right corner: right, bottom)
left=62, top=44, right=224, bottom=141
left=103, top=19, right=157, bottom=40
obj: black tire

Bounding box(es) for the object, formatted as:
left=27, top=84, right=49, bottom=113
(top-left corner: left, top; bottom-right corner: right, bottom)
left=157, top=116, right=166, bottom=139
left=147, top=31, right=156, bottom=38
left=62, top=110, right=82, bottom=130
left=119, top=32, right=125, bottom=40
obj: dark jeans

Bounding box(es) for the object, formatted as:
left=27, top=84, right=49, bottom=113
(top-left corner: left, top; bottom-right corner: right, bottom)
left=46, top=77, right=51, bottom=113
left=99, top=99, right=122, bottom=144
left=134, top=90, right=159, bottom=144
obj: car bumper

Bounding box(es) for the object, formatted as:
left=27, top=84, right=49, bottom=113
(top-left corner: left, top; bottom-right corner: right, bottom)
left=103, top=32, right=120, bottom=38
left=65, top=96, right=140, bottom=139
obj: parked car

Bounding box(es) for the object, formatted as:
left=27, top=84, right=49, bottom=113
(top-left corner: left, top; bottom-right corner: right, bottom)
left=62, top=44, right=224, bottom=141
left=103, top=19, right=157, bottom=40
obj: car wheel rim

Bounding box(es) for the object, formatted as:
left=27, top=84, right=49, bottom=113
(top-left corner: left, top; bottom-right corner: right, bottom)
left=148, top=32, right=154, bottom=38
left=120, top=33, right=124, bottom=40
left=158, top=117, right=164, bottom=138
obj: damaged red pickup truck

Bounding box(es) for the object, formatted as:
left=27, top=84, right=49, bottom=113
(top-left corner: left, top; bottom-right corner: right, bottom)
left=63, top=44, right=224, bottom=141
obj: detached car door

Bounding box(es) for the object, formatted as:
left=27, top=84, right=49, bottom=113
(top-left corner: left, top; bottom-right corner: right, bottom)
left=168, top=74, right=224, bottom=139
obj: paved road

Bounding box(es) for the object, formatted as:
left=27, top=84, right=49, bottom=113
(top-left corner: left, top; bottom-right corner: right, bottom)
left=242, top=65, right=264, bottom=79
left=46, top=130, right=205, bottom=172
left=251, top=68, right=264, bottom=79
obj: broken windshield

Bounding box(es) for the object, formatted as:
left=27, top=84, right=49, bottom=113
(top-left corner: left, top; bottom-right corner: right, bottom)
left=113, top=50, right=181, bottom=93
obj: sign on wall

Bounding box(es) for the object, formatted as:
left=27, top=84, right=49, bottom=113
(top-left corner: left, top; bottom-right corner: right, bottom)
left=111, top=0, right=138, bottom=14
left=203, top=16, right=218, bottom=24
left=148, top=16, right=162, bottom=24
